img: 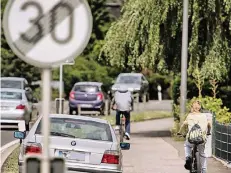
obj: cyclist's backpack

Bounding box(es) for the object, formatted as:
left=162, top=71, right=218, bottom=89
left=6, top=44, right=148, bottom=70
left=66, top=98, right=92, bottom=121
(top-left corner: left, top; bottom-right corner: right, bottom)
left=188, top=123, right=205, bottom=145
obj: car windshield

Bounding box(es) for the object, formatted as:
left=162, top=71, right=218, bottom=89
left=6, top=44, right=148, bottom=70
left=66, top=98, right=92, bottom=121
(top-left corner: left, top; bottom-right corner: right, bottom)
left=117, top=75, right=141, bottom=84
left=0, top=91, right=22, bottom=100
left=74, top=85, right=99, bottom=93
left=1, top=80, right=22, bottom=89
left=35, top=118, right=113, bottom=142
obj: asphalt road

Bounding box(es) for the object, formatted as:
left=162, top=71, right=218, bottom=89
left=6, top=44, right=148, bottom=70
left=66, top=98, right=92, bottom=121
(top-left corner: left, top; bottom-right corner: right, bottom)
left=1, top=131, right=15, bottom=147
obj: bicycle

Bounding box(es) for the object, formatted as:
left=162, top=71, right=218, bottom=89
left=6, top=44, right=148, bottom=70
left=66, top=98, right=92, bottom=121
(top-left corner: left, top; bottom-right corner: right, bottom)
left=177, top=132, right=211, bottom=173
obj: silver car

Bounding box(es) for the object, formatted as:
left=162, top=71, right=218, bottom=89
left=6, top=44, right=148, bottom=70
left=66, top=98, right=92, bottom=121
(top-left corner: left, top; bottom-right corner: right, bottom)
left=111, top=73, right=149, bottom=102
left=14, top=114, right=130, bottom=173
left=0, top=77, right=33, bottom=100
left=0, top=88, right=38, bottom=130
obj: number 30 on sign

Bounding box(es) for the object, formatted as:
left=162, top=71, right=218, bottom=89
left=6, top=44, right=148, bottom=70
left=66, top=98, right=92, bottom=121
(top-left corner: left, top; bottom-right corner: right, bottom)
left=3, top=0, right=93, bottom=68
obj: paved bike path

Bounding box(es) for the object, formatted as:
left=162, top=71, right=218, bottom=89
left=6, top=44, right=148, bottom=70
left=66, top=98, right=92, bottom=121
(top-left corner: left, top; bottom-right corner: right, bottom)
left=122, top=118, right=230, bottom=173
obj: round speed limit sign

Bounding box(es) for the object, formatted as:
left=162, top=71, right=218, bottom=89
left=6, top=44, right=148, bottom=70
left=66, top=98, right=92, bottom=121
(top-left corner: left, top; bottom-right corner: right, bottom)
left=3, top=0, right=92, bottom=68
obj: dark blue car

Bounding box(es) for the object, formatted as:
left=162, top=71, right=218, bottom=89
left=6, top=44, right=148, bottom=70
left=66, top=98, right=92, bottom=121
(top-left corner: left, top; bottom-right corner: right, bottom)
left=69, top=82, right=109, bottom=115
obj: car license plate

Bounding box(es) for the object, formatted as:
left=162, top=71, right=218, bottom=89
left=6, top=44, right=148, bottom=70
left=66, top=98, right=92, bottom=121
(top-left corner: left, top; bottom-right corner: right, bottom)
left=69, top=151, right=85, bottom=161
left=79, top=104, right=92, bottom=108
left=56, top=150, right=85, bottom=161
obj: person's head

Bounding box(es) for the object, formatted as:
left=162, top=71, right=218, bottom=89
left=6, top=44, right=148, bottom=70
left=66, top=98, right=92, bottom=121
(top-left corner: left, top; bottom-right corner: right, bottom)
left=191, top=100, right=201, bottom=113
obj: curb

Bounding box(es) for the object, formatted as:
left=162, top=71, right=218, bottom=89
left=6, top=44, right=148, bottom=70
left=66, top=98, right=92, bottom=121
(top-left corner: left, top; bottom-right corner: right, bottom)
left=1, top=140, right=20, bottom=169
left=212, top=156, right=231, bottom=169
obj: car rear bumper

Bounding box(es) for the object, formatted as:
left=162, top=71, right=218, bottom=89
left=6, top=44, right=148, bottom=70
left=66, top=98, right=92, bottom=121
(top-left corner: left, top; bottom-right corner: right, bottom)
left=67, top=167, right=122, bottom=173
left=19, top=162, right=122, bottom=173
left=69, top=99, right=104, bottom=109
left=0, top=110, right=25, bottom=120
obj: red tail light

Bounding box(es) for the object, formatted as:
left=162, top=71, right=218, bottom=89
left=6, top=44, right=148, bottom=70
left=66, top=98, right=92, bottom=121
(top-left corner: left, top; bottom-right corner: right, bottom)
left=25, top=143, right=42, bottom=154
left=16, top=104, right=25, bottom=110
left=101, top=151, right=119, bottom=164
left=97, top=92, right=104, bottom=101
left=69, top=91, right=75, bottom=99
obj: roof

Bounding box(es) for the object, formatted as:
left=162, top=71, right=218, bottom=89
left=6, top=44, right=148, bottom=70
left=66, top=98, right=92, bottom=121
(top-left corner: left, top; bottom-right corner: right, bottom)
left=48, top=114, right=109, bottom=124
left=0, top=77, right=26, bottom=81
left=0, top=88, right=25, bottom=93
left=74, top=82, right=103, bottom=86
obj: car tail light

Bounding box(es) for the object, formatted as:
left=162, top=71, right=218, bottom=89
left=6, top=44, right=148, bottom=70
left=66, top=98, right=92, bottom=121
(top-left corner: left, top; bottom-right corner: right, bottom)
left=16, top=104, right=25, bottom=110
left=101, top=150, right=119, bottom=164
left=69, top=91, right=75, bottom=99
left=97, top=92, right=103, bottom=101
left=25, top=143, right=42, bottom=154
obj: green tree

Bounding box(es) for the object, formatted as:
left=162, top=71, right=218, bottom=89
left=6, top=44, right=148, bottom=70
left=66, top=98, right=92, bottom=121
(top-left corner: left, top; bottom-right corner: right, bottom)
left=100, top=0, right=231, bottom=77
left=52, top=57, right=115, bottom=98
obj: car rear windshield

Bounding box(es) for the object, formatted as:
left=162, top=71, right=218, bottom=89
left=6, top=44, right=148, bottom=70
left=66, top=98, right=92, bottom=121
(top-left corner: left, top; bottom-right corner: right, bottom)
left=74, top=85, right=99, bottom=93
left=35, top=118, right=113, bottom=142
left=0, top=91, right=22, bottom=100
left=117, top=75, right=141, bottom=84
left=1, top=80, right=22, bottom=89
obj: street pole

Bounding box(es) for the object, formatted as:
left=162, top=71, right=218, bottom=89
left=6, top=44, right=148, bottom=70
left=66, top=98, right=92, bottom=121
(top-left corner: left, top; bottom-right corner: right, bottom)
left=41, top=69, right=51, bottom=173
left=180, top=0, right=189, bottom=119
left=59, top=64, right=63, bottom=114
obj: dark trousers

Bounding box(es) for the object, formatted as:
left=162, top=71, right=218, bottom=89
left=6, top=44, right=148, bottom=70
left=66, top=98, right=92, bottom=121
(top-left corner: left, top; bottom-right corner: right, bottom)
left=116, top=110, right=130, bottom=134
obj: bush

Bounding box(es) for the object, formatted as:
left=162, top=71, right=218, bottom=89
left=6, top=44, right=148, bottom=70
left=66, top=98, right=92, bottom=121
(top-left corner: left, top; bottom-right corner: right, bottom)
left=173, top=96, right=231, bottom=124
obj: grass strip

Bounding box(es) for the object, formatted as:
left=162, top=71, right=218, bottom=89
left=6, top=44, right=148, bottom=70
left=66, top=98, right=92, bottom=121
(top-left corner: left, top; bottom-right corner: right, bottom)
left=2, top=147, right=20, bottom=173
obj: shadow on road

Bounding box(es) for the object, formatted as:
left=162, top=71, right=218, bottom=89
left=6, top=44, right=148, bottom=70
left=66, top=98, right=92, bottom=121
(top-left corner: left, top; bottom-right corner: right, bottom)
left=131, top=130, right=171, bottom=138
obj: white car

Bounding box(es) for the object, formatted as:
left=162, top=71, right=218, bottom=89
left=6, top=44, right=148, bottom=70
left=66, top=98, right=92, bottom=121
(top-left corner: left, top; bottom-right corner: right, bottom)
left=14, top=114, right=130, bottom=173
left=0, top=88, right=38, bottom=130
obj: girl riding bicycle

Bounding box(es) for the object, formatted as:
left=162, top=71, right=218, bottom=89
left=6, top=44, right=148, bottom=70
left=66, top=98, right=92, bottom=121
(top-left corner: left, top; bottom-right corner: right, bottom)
left=178, top=100, right=212, bottom=173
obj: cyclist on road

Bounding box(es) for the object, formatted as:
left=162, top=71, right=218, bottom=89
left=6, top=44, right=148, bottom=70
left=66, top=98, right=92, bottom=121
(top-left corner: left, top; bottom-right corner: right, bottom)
left=111, top=86, right=133, bottom=140
left=178, top=100, right=212, bottom=173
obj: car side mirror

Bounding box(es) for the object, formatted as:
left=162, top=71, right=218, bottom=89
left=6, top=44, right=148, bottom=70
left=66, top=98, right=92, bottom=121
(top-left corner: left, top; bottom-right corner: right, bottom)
left=14, top=131, right=26, bottom=139
left=120, top=142, right=130, bottom=150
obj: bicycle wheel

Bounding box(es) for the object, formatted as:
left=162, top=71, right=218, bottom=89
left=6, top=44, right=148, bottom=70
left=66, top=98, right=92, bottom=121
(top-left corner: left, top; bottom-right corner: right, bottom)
left=190, top=147, right=198, bottom=173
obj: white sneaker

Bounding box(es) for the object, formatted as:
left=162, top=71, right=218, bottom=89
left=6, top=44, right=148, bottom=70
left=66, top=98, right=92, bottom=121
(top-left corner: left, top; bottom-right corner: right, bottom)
left=115, top=125, right=120, bottom=131
left=125, top=132, right=130, bottom=140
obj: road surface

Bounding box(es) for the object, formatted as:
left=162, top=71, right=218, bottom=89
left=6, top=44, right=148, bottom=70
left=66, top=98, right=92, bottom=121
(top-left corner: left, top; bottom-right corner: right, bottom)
left=1, top=131, right=15, bottom=147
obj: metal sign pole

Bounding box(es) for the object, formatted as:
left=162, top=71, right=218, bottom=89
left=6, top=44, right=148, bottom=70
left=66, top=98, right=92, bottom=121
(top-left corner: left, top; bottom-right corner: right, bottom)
left=41, top=69, right=51, bottom=173
left=180, top=0, right=189, bottom=119
left=59, top=64, right=63, bottom=114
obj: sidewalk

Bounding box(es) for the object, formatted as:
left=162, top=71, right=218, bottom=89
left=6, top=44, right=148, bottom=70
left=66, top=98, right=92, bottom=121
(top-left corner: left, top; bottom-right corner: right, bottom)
left=122, top=118, right=230, bottom=173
